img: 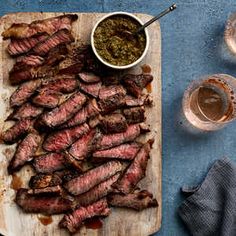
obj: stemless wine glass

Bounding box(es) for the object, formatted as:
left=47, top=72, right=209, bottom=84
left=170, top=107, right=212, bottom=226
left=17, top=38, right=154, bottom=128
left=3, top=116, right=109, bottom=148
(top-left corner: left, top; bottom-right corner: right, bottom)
left=182, top=74, right=236, bottom=132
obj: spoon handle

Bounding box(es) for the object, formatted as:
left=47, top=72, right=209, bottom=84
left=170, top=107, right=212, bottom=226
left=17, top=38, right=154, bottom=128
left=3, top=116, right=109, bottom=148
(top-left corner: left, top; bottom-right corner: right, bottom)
left=135, top=4, right=177, bottom=34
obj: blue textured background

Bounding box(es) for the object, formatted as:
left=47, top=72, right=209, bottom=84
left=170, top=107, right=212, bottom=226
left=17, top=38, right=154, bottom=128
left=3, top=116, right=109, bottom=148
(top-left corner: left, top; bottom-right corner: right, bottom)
left=2, top=0, right=236, bottom=235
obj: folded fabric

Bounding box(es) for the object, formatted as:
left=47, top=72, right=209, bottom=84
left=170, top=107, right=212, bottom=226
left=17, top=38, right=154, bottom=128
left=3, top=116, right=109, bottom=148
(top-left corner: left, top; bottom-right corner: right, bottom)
left=178, top=157, right=236, bottom=236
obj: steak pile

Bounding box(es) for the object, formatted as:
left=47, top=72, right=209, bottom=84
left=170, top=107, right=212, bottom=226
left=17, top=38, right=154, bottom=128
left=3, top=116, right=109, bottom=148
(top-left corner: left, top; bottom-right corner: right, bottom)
left=1, top=14, right=158, bottom=234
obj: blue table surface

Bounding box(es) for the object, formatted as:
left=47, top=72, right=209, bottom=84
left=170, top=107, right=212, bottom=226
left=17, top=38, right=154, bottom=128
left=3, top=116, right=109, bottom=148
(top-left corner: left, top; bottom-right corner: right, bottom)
left=2, top=0, right=236, bottom=235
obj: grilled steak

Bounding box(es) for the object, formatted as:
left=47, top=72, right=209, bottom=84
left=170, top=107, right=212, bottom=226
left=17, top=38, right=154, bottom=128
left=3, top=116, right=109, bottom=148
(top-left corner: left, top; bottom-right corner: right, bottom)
left=92, top=143, right=141, bottom=162
left=113, top=139, right=153, bottom=194
left=98, top=85, right=126, bottom=113
left=79, top=81, right=102, bottom=98
left=27, top=185, right=62, bottom=195
left=10, top=80, right=41, bottom=107
left=108, top=190, right=158, bottom=211
left=32, top=29, right=74, bottom=56
left=123, top=106, right=145, bottom=124
left=63, top=152, right=83, bottom=171
left=43, top=123, right=90, bottom=152
left=8, top=133, right=41, bottom=173
left=7, top=34, right=48, bottom=56
left=69, top=129, right=96, bottom=160
left=32, top=90, right=61, bottom=109
left=62, top=99, right=100, bottom=128
left=16, top=55, right=45, bottom=67
left=75, top=173, right=120, bottom=206
left=64, top=161, right=123, bottom=195
left=7, top=103, right=43, bottom=121
left=122, top=74, right=153, bottom=98
left=102, top=75, right=120, bottom=86
left=2, top=119, right=34, bottom=144
left=99, top=113, right=128, bottom=134
left=39, top=91, right=87, bottom=128
left=124, top=94, right=153, bottom=107
left=78, top=72, right=101, bottom=83
left=59, top=198, right=110, bottom=233
left=55, top=169, right=80, bottom=183
left=2, top=14, right=78, bottom=39
left=29, top=173, right=62, bottom=189
left=33, top=153, right=67, bottom=173
left=16, top=188, right=72, bottom=214
left=96, top=124, right=145, bottom=150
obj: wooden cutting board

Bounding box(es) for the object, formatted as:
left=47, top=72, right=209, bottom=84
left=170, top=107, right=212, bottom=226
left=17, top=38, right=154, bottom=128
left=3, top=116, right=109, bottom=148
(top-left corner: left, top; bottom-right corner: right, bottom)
left=0, top=12, right=161, bottom=236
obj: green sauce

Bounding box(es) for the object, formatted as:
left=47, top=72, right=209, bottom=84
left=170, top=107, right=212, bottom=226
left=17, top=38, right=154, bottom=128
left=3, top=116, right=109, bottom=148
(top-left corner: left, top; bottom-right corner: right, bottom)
left=94, top=15, right=146, bottom=66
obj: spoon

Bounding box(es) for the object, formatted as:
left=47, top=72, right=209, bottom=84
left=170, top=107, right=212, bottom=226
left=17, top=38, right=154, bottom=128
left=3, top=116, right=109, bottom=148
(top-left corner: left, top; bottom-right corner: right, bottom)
left=124, top=4, right=177, bottom=38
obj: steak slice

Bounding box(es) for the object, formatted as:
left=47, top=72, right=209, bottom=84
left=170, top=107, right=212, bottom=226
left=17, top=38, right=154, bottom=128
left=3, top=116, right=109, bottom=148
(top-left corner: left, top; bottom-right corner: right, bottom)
left=7, top=103, right=43, bottom=121
left=75, top=173, right=120, bottom=206
left=124, top=94, right=153, bottom=107
left=95, top=123, right=146, bottom=150
left=99, top=113, right=128, bottom=134
left=123, top=106, right=145, bottom=124
left=69, top=129, right=96, bottom=160
left=79, top=81, right=102, bottom=98
left=32, top=90, right=61, bottom=109
left=59, top=198, right=110, bottom=233
left=62, top=99, right=100, bottom=128
left=2, top=14, right=78, bottom=39
left=108, top=190, right=158, bottom=211
left=1, top=119, right=34, bottom=144
left=92, top=143, right=141, bottom=162
left=29, top=173, right=62, bottom=189
left=43, top=123, right=90, bottom=152
left=16, top=55, right=45, bottom=66
left=16, top=188, right=72, bottom=214
left=113, top=139, right=153, bottom=194
left=33, top=153, right=67, bottom=173
left=27, top=185, right=62, bottom=195
left=78, top=72, right=101, bottom=83
left=122, top=74, right=153, bottom=98
left=7, top=34, right=48, bottom=56
left=8, top=133, right=41, bottom=173
left=98, top=85, right=126, bottom=113
left=32, top=29, right=74, bottom=56
left=55, top=169, right=80, bottom=183
left=10, top=80, right=41, bottom=107
left=64, top=161, right=123, bottom=195
left=40, top=91, right=87, bottom=128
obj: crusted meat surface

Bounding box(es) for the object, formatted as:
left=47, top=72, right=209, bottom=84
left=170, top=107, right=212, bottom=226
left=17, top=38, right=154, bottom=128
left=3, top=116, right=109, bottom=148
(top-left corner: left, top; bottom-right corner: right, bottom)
left=64, top=161, right=123, bottom=195
left=79, top=81, right=102, bottom=98
left=8, top=133, right=41, bottom=173
left=59, top=198, right=110, bottom=233
left=123, top=106, right=145, bottom=124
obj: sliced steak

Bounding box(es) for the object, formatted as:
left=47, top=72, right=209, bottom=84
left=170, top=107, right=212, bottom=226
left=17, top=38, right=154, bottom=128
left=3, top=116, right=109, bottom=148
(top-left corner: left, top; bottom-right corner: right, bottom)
left=78, top=72, right=101, bottom=83
left=99, top=113, right=128, bottom=134
left=33, top=153, right=67, bottom=173
left=63, top=152, right=83, bottom=171
left=39, top=91, right=87, bottom=128
left=69, top=129, right=96, bottom=160
left=7, top=103, right=43, bottom=121
left=98, top=85, right=126, bottom=113
left=59, top=198, right=110, bottom=233
left=32, top=90, right=61, bottom=109
left=29, top=173, right=62, bottom=189
left=32, top=29, right=74, bottom=56
left=2, top=14, right=78, bottom=39
left=108, top=190, right=158, bottom=211
left=62, top=99, right=100, bottom=128
left=79, top=81, right=102, bottom=98
left=55, top=169, right=80, bottom=183
left=43, top=123, right=90, bottom=152
left=123, top=106, right=145, bottom=124
left=96, top=124, right=145, bottom=150
left=16, top=55, right=45, bottom=66
left=2, top=119, right=34, bottom=144
left=122, top=74, right=153, bottom=98
left=113, top=139, right=153, bottom=194
left=10, top=80, right=41, bottom=107
left=102, top=75, right=120, bottom=86
left=27, top=185, right=62, bottom=195
left=7, top=34, right=48, bottom=56
left=75, top=173, right=120, bottom=206
left=92, top=143, right=141, bottom=162
left=124, top=94, right=153, bottom=107
left=64, top=161, right=123, bottom=195
left=16, top=188, right=72, bottom=214
left=8, top=133, right=41, bottom=173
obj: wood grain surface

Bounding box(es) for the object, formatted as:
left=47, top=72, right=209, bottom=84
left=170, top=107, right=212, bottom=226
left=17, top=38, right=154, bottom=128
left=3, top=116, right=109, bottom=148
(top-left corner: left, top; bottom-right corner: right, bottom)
left=0, top=12, right=161, bottom=236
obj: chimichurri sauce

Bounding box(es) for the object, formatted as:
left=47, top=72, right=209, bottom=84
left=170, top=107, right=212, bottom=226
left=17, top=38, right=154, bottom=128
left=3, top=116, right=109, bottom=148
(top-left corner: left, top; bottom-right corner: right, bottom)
left=94, top=15, right=146, bottom=66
